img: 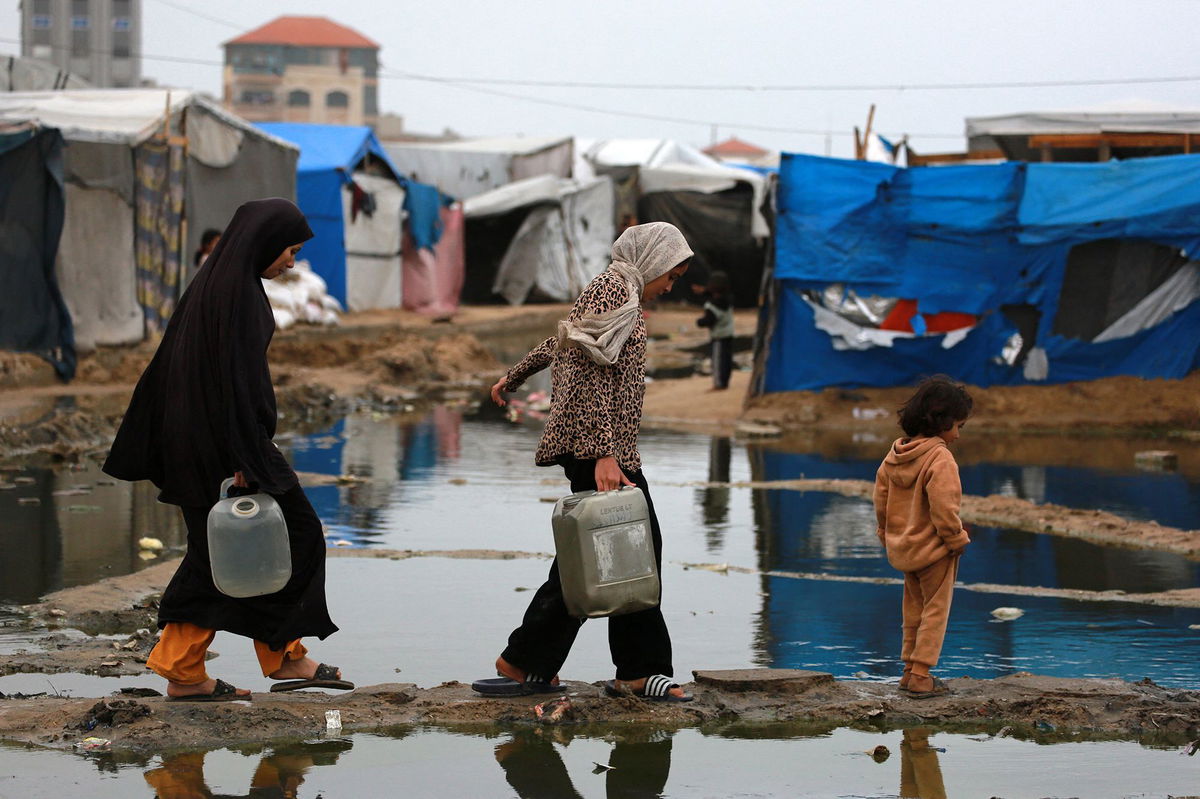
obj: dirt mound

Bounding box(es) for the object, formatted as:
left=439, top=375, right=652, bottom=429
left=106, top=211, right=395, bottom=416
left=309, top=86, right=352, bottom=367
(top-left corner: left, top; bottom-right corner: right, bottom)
left=371, top=334, right=500, bottom=385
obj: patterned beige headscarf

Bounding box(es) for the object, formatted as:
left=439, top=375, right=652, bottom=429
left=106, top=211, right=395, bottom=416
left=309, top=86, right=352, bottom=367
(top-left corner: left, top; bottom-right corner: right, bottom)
left=557, top=222, right=693, bottom=366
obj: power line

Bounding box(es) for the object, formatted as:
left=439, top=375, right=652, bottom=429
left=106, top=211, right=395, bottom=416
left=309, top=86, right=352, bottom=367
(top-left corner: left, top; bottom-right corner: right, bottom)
left=143, top=0, right=245, bottom=31
left=381, top=69, right=1200, bottom=93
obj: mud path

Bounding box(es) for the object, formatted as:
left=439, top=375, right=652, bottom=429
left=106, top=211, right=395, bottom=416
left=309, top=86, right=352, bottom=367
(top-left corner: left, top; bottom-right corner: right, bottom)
left=1, top=671, right=1196, bottom=753
left=668, top=478, right=1200, bottom=560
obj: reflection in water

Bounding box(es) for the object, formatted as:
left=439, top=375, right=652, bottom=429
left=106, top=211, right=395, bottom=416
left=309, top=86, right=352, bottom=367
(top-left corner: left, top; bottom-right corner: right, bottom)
left=143, top=739, right=352, bottom=798
left=899, top=729, right=947, bottom=799
left=697, top=437, right=732, bottom=551
left=495, top=727, right=673, bottom=799
left=0, top=460, right=184, bottom=604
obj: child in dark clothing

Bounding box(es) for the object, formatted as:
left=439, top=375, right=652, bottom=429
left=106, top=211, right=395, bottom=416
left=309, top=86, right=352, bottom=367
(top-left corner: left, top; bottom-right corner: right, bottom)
left=874, top=375, right=973, bottom=698
left=694, top=271, right=734, bottom=390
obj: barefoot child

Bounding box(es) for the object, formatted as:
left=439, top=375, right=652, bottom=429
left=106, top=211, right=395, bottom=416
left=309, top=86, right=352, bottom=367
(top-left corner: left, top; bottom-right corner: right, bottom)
left=873, top=375, right=973, bottom=698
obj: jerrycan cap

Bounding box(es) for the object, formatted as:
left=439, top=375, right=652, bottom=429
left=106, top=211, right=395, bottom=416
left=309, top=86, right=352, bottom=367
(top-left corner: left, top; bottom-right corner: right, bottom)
left=231, top=497, right=260, bottom=519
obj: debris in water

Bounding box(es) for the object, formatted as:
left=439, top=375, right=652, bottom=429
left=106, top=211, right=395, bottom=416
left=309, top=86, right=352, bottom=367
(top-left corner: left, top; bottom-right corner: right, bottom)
left=1189, top=624, right=1200, bottom=630
left=334, top=540, right=353, bottom=547
left=1184, top=739, right=1199, bottom=756
left=1135, top=619, right=1153, bottom=626
left=48, top=608, right=67, bottom=617
left=448, top=478, right=468, bottom=485
left=990, top=607, right=1024, bottom=621
left=138, top=537, right=164, bottom=551
left=869, top=745, right=891, bottom=762
left=52, top=487, right=92, bottom=496
left=76, top=737, right=111, bottom=751
left=685, top=562, right=729, bottom=574
left=336, top=474, right=365, bottom=485
left=592, top=762, right=615, bottom=774
left=325, top=710, right=342, bottom=730
left=540, top=497, right=559, bottom=503
left=1034, top=720, right=1056, bottom=732
left=138, top=551, right=158, bottom=561
left=514, top=587, right=530, bottom=592
left=13, top=476, right=36, bottom=485
left=534, top=697, right=573, bottom=724
left=16, top=497, right=40, bottom=506
left=66, top=504, right=103, bottom=513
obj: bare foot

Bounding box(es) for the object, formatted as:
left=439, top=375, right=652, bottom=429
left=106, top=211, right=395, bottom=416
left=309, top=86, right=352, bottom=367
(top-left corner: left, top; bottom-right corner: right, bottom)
left=495, top=656, right=559, bottom=686
left=613, top=676, right=688, bottom=700
left=269, top=656, right=340, bottom=682
left=166, top=678, right=250, bottom=699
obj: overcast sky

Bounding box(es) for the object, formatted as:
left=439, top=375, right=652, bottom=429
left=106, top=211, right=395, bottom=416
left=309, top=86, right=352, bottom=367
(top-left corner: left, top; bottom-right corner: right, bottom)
left=3, top=0, right=1200, bottom=158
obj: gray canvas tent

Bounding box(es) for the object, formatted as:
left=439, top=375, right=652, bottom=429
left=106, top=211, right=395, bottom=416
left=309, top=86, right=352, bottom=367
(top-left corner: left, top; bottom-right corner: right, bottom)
left=0, top=89, right=297, bottom=350
left=383, top=136, right=573, bottom=201
left=462, top=174, right=613, bottom=305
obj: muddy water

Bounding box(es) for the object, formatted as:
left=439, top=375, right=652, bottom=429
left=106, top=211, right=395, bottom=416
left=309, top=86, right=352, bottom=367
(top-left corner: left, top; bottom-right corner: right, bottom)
left=4, top=409, right=1200, bottom=692
left=2, top=724, right=1196, bottom=798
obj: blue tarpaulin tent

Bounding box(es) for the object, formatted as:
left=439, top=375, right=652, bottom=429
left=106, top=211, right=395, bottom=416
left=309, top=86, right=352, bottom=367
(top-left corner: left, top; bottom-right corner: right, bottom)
left=257, top=123, right=444, bottom=308
left=758, top=152, right=1200, bottom=392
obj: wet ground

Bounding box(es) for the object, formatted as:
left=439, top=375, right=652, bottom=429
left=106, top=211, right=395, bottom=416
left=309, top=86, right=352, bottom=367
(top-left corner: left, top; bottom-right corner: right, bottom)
left=4, top=395, right=1200, bottom=795
left=2, top=723, right=1198, bottom=799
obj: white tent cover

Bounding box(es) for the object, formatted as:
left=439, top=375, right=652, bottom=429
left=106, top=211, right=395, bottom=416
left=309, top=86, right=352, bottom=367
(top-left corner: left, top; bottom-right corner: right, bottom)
left=382, top=135, right=573, bottom=201
left=967, top=106, right=1200, bottom=138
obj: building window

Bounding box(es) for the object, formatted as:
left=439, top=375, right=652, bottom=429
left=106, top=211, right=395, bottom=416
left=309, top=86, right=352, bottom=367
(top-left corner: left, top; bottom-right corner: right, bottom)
left=31, top=15, right=52, bottom=30
left=113, top=17, right=131, bottom=31
left=240, top=89, right=275, bottom=106
left=71, top=16, right=90, bottom=29
left=287, top=89, right=311, bottom=107
left=363, top=84, right=378, bottom=116
left=112, top=29, right=130, bottom=58
left=326, top=90, right=349, bottom=108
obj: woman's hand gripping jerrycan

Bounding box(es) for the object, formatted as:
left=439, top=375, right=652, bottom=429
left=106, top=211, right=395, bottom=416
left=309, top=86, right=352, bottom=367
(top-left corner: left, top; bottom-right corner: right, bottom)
left=207, top=478, right=292, bottom=598
left=552, top=486, right=660, bottom=618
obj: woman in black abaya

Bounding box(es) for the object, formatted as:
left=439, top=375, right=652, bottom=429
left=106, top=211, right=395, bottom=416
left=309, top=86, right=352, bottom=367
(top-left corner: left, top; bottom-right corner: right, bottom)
left=104, top=198, right=350, bottom=701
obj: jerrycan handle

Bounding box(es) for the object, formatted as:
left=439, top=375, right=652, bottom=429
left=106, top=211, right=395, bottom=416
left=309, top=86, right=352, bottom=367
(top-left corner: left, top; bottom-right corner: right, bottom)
left=218, top=477, right=237, bottom=501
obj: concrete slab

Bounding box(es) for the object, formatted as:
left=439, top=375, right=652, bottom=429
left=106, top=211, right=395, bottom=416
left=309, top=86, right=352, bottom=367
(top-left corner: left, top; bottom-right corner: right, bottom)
left=692, top=668, right=834, bottom=694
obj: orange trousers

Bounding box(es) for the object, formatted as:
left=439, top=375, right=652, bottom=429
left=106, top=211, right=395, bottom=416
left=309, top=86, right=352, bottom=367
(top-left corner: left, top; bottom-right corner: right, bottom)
left=145, top=621, right=306, bottom=685
left=900, top=554, right=959, bottom=674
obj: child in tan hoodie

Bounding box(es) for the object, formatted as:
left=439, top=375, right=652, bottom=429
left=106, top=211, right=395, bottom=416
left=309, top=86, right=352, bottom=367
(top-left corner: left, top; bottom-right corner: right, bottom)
left=874, top=375, right=973, bottom=698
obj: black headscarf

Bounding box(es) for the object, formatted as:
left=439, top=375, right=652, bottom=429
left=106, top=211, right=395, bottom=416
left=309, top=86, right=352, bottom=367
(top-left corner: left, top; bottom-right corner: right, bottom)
left=104, top=198, right=313, bottom=507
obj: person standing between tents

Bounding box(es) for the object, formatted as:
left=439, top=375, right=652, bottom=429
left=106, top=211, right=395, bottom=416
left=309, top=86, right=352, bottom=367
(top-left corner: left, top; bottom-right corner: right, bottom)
left=873, top=375, right=973, bottom=699
left=103, top=198, right=352, bottom=701
left=480, top=221, right=694, bottom=702
left=194, top=228, right=221, bottom=268
left=693, top=270, right=735, bottom=390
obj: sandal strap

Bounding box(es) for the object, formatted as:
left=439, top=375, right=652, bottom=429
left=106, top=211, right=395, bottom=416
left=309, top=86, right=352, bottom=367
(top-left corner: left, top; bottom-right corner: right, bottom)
left=314, top=663, right=340, bottom=681
left=643, top=675, right=678, bottom=698
left=211, top=679, right=238, bottom=697
left=525, top=672, right=550, bottom=685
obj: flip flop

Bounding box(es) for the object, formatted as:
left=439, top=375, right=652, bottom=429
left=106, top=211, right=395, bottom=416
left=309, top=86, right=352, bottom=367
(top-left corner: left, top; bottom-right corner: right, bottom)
left=900, top=676, right=952, bottom=700
left=168, top=678, right=251, bottom=702
left=604, top=676, right=693, bottom=703
left=471, top=675, right=561, bottom=697
left=270, top=663, right=355, bottom=693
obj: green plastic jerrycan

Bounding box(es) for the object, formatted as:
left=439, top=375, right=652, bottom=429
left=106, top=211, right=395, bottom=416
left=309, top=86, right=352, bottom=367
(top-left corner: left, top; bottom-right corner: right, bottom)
left=207, top=478, right=292, bottom=598
left=552, top=486, right=660, bottom=618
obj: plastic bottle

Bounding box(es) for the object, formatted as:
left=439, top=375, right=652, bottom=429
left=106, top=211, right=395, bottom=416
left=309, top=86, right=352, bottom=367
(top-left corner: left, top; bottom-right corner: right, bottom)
left=552, top=486, right=660, bottom=618
left=207, top=478, right=291, bottom=598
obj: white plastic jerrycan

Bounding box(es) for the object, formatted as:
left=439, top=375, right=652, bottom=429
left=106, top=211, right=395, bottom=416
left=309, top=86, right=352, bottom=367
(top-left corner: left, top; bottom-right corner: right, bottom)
left=552, top=486, right=660, bottom=619
left=207, top=477, right=292, bottom=598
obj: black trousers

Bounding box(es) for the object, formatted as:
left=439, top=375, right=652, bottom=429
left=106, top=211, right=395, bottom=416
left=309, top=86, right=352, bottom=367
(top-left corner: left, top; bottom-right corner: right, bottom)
left=500, top=458, right=673, bottom=681
left=711, top=337, right=733, bottom=389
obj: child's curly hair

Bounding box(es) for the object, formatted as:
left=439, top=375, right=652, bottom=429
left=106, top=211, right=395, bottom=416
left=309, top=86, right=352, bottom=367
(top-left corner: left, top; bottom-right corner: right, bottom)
left=897, top=375, right=973, bottom=438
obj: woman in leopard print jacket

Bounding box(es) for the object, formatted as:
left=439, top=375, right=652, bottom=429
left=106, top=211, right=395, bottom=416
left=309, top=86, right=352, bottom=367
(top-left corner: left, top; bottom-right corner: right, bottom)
left=479, top=222, right=694, bottom=702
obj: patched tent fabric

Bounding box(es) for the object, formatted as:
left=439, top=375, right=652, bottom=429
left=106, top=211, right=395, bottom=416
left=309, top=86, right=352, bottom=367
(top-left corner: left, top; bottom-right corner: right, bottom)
left=462, top=175, right=614, bottom=305
left=383, top=136, right=573, bottom=202
left=259, top=122, right=449, bottom=312
left=0, top=89, right=298, bottom=351
left=757, top=152, right=1200, bottom=393
left=0, top=128, right=75, bottom=378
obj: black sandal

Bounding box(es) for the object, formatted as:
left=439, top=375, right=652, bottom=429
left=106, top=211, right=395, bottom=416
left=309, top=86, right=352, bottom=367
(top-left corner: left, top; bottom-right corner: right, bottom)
left=604, top=675, right=693, bottom=703
left=168, top=678, right=251, bottom=702
left=472, top=671, right=560, bottom=697
left=270, top=663, right=355, bottom=692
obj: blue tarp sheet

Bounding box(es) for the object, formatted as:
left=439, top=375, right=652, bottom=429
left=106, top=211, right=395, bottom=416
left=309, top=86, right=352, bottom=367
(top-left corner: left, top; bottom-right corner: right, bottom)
left=257, top=123, right=445, bottom=305
left=765, top=152, right=1200, bottom=391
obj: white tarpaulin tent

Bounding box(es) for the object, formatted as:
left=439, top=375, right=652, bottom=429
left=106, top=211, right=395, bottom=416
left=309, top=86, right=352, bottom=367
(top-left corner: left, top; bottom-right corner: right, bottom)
left=342, top=172, right=406, bottom=312
left=463, top=174, right=613, bottom=305
left=382, top=136, right=573, bottom=201
left=0, top=89, right=297, bottom=350
left=575, top=137, right=769, bottom=238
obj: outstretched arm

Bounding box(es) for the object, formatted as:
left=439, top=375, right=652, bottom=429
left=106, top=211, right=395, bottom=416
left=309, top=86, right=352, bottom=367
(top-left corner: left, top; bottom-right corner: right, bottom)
left=491, top=336, right=556, bottom=406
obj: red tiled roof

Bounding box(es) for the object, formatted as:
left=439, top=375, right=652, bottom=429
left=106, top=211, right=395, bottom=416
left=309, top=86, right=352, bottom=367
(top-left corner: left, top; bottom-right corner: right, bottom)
left=703, top=136, right=769, bottom=157
left=225, top=16, right=378, bottom=49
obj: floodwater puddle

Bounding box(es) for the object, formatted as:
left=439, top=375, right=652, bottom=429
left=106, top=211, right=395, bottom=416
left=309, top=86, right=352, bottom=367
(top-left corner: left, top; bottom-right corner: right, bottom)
left=4, top=411, right=1200, bottom=690
left=1, top=724, right=1195, bottom=798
